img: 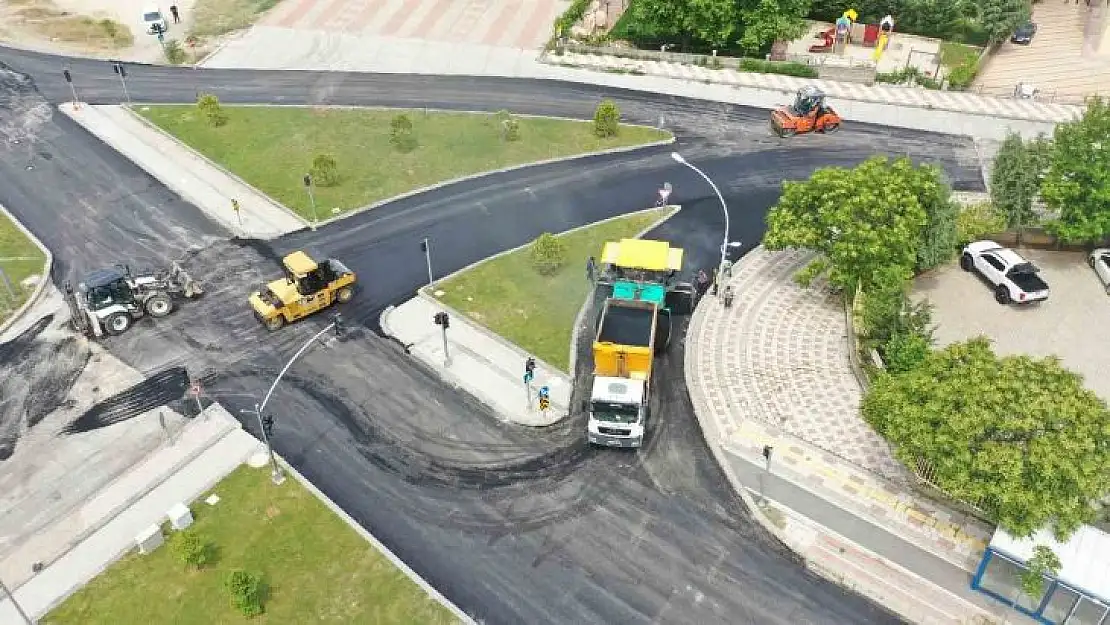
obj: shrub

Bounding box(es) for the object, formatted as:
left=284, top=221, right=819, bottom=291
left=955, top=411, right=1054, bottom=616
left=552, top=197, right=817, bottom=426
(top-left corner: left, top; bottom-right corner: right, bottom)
left=593, top=100, right=620, bottom=138
left=196, top=93, right=227, bottom=127
left=882, top=331, right=931, bottom=373
left=389, top=113, right=417, bottom=152
left=164, top=39, right=187, bottom=64
left=553, top=0, right=590, bottom=38
left=496, top=110, right=521, bottom=142
left=171, top=528, right=212, bottom=569
left=738, top=58, right=818, bottom=78
left=856, top=270, right=933, bottom=349
left=946, top=59, right=978, bottom=90
left=874, top=67, right=941, bottom=90
left=529, top=233, right=568, bottom=275
left=309, top=153, right=339, bottom=187
left=956, top=201, right=1007, bottom=246
left=225, top=569, right=263, bottom=617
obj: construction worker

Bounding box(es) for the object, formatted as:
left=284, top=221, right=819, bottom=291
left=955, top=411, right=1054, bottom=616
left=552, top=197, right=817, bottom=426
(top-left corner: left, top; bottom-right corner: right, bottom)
left=723, top=285, right=734, bottom=308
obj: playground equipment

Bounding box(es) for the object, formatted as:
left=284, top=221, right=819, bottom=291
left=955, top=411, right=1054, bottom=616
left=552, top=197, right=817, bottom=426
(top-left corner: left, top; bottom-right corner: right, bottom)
left=872, top=33, right=889, bottom=60
left=810, top=27, right=835, bottom=53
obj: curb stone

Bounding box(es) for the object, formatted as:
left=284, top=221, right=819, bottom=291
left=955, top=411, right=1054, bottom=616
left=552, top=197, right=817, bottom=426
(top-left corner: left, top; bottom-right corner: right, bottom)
left=275, top=453, right=477, bottom=625
left=0, top=201, right=54, bottom=339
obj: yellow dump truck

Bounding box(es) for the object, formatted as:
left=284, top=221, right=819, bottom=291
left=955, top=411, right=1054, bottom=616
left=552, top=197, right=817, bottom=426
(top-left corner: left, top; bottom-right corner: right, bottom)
left=587, top=283, right=670, bottom=448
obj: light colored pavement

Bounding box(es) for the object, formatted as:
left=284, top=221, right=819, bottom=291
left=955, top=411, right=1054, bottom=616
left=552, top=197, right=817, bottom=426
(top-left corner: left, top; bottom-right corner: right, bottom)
left=57, top=103, right=308, bottom=239
left=686, top=246, right=1011, bottom=625
left=915, top=249, right=1110, bottom=404
left=380, top=292, right=571, bottom=426
left=0, top=405, right=261, bottom=622
left=975, top=2, right=1110, bottom=102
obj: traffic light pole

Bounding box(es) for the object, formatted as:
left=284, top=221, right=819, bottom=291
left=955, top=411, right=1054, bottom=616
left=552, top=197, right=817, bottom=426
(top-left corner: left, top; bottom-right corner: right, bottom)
left=440, top=324, right=450, bottom=367
left=254, top=316, right=343, bottom=485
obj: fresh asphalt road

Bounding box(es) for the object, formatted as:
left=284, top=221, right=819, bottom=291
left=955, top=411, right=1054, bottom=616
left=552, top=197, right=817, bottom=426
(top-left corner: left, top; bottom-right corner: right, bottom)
left=0, top=46, right=984, bottom=624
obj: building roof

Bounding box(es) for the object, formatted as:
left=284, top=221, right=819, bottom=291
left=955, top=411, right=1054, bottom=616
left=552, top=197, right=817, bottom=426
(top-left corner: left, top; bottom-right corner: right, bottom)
left=283, top=251, right=318, bottom=276
left=612, top=281, right=667, bottom=306
left=989, top=525, right=1110, bottom=602
left=600, top=239, right=683, bottom=272
left=590, top=376, right=646, bottom=404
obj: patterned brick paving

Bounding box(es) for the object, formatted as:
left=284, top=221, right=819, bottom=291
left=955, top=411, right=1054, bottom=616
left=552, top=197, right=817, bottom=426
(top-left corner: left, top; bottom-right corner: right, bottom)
left=264, top=0, right=568, bottom=49
left=691, top=247, right=910, bottom=480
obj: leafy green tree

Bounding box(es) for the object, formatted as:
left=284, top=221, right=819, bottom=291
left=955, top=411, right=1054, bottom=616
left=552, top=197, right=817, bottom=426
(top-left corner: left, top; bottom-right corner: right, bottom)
left=625, top=0, right=739, bottom=49
left=171, top=528, right=212, bottom=569
left=979, top=0, right=1031, bottom=43
left=593, top=100, right=620, bottom=138
left=738, top=0, right=809, bottom=55
left=905, top=164, right=958, bottom=272
left=863, top=337, right=1110, bottom=539
left=529, top=232, right=568, bottom=275
left=1020, top=545, right=1062, bottom=600
left=764, top=156, right=930, bottom=291
left=1042, top=98, right=1110, bottom=242
left=309, top=153, right=339, bottom=187
left=225, top=569, right=264, bottom=616
left=196, top=93, right=227, bottom=127
left=389, top=113, right=417, bottom=152
left=991, top=133, right=1052, bottom=229
left=956, top=201, right=1007, bottom=245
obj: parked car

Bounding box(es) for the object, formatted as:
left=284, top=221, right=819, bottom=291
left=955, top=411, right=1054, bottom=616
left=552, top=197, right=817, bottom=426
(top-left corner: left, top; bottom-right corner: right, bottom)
left=1087, top=248, right=1110, bottom=291
left=960, top=241, right=1049, bottom=304
left=142, top=6, right=169, bottom=35
left=1011, top=22, right=1037, bottom=45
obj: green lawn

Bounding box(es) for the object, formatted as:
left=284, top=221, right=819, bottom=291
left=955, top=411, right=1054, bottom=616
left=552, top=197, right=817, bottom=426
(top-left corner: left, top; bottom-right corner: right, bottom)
left=0, top=212, right=46, bottom=319
left=190, top=0, right=282, bottom=38
left=44, top=465, right=457, bottom=625
left=939, top=41, right=982, bottom=68
left=433, top=207, right=675, bottom=372
left=138, top=105, right=672, bottom=221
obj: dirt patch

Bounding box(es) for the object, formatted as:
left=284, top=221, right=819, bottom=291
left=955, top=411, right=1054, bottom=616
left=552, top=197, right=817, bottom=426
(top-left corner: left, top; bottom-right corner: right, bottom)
left=0, top=0, right=133, bottom=50
left=190, top=0, right=280, bottom=39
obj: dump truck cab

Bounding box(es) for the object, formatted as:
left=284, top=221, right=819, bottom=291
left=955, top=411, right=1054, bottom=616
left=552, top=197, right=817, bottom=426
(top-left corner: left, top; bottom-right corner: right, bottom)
left=588, top=376, right=648, bottom=447
left=249, top=251, right=356, bottom=331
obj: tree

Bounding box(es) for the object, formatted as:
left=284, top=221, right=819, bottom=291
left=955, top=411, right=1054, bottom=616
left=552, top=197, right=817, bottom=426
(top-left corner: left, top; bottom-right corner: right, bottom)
left=1020, top=545, right=1062, bottom=601
left=626, top=0, right=739, bottom=49
left=1042, top=98, right=1110, bottom=243
left=225, top=569, right=264, bottom=616
left=763, top=156, right=930, bottom=292
left=529, top=232, right=568, bottom=275
left=738, top=0, right=809, bottom=55
left=956, top=201, right=1007, bottom=246
left=196, top=93, right=227, bottom=127
left=593, top=100, right=620, bottom=138
left=991, top=132, right=1052, bottom=229
left=171, top=528, right=212, bottom=569
left=906, top=164, right=958, bottom=273
left=979, top=0, right=1031, bottom=43
left=309, top=153, right=339, bottom=187
left=862, top=337, right=1110, bottom=540
left=389, top=113, right=417, bottom=152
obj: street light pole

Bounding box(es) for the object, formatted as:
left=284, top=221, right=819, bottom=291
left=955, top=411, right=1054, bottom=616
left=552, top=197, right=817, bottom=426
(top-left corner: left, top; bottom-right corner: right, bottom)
left=672, top=152, right=730, bottom=295
left=420, top=238, right=434, bottom=286
left=252, top=315, right=344, bottom=485
left=241, top=403, right=283, bottom=485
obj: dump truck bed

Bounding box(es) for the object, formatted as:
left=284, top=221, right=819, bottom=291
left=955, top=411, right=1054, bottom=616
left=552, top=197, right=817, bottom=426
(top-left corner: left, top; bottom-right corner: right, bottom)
left=593, top=298, right=657, bottom=381
left=598, top=304, right=654, bottom=346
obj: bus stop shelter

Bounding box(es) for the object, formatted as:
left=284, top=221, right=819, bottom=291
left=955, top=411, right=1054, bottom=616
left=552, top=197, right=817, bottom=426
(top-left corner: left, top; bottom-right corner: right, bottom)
left=972, top=525, right=1110, bottom=624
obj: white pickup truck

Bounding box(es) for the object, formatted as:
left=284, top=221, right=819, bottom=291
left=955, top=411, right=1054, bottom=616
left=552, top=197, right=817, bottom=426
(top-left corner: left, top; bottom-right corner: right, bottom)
left=960, top=241, right=1049, bottom=305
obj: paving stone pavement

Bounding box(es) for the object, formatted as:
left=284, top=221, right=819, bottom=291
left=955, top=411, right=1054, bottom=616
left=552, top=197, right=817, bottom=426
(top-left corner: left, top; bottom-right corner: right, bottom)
left=694, top=246, right=910, bottom=481
left=546, top=50, right=1084, bottom=123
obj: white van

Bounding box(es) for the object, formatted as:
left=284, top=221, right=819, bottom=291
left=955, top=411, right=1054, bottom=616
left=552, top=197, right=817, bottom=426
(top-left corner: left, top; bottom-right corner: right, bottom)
left=142, top=6, right=169, bottom=35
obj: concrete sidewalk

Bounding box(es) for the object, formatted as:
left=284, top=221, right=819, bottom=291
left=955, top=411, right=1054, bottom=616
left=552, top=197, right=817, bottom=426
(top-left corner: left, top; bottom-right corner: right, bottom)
left=0, top=405, right=261, bottom=622
left=380, top=292, right=571, bottom=427
left=57, top=103, right=307, bottom=240
left=684, top=247, right=1024, bottom=624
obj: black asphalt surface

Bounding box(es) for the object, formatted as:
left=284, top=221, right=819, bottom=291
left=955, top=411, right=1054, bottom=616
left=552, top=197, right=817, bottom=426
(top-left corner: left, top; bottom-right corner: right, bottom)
left=0, top=45, right=985, bottom=624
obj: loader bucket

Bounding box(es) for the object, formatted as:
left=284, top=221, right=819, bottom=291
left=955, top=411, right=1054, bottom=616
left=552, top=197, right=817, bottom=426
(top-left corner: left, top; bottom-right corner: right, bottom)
left=171, top=262, right=204, bottom=298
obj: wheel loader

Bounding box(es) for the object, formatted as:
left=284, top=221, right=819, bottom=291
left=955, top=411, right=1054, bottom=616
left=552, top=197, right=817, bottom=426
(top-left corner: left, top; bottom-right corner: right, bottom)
left=249, top=251, right=356, bottom=331
left=64, top=261, right=204, bottom=337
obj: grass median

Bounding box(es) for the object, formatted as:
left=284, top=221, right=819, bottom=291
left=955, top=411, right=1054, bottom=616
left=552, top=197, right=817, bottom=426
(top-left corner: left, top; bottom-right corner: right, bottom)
left=43, top=465, right=456, bottom=625
left=138, top=105, right=672, bottom=221
left=0, top=211, right=46, bottom=322
left=432, top=207, right=676, bottom=372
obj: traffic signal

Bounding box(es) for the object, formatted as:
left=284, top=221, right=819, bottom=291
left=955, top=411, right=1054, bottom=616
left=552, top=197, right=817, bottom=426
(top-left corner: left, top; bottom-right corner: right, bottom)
left=333, top=313, right=344, bottom=338
left=433, top=311, right=449, bottom=329
left=420, top=238, right=428, bottom=253
left=113, top=61, right=127, bottom=78
left=303, top=174, right=312, bottom=187
left=762, top=445, right=773, bottom=462
left=524, top=357, right=535, bottom=383
left=262, top=414, right=274, bottom=437
left=63, top=69, right=72, bottom=83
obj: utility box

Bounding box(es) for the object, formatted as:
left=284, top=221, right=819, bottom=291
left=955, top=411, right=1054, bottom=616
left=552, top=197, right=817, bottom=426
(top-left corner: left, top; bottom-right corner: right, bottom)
left=167, top=502, right=193, bottom=530
left=136, top=524, right=164, bottom=554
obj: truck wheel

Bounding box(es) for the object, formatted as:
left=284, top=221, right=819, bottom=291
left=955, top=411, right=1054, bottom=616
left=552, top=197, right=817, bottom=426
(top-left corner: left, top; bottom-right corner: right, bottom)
left=265, top=316, right=284, bottom=332
left=145, top=293, right=173, bottom=317
left=994, top=285, right=1012, bottom=305
left=335, top=286, right=353, bottom=303
left=1088, top=255, right=1097, bottom=269
left=824, top=123, right=840, bottom=133
left=104, top=312, right=132, bottom=335
left=960, top=254, right=973, bottom=271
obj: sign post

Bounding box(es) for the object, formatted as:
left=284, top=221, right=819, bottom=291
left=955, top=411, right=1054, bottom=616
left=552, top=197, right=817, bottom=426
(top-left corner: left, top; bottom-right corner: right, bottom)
left=420, top=238, right=434, bottom=286
left=190, top=380, right=203, bottom=416
left=524, top=357, right=535, bottom=409
left=62, top=68, right=79, bottom=109
left=538, top=385, right=550, bottom=414
left=112, top=61, right=131, bottom=105
left=433, top=312, right=451, bottom=366
left=231, top=198, right=242, bottom=227
left=760, top=445, right=774, bottom=503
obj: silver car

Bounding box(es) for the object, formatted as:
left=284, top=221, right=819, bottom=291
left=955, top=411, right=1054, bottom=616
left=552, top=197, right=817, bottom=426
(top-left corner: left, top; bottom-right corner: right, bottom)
left=1087, top=248, right=1110, bottom=291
